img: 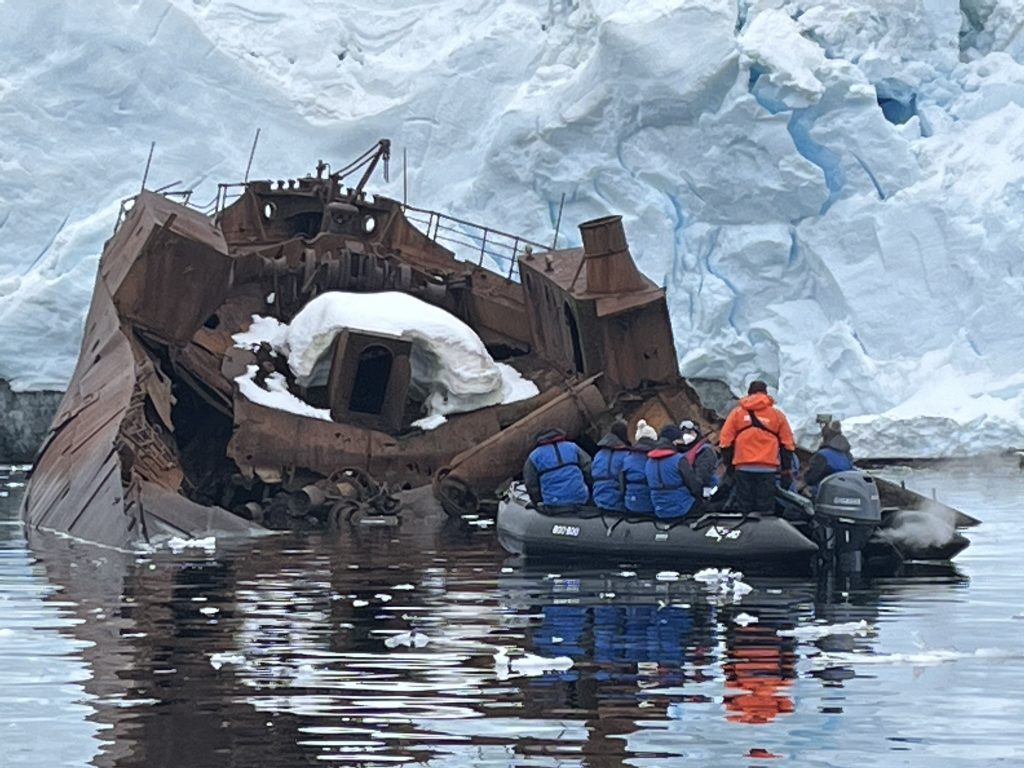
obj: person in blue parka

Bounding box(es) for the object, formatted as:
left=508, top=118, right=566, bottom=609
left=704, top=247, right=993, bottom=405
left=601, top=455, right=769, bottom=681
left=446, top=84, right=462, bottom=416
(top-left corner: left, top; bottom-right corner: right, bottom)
left=623, top=419, right=658, bottom=515
left=802, top=420, right=854, bottom=495
left=522, top=428, right=592, bottom=508
left=592, top=420, right=630, bottom=512
left=645, top=425, right=704, bottom=519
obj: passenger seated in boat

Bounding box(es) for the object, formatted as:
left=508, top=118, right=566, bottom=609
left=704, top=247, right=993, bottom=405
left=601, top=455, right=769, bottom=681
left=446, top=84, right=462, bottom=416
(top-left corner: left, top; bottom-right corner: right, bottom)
left=623, top=419, right=658, bottom=515
left=592, top=420, right=630, bottom=513
left=522, top=428, right=592, bottom=508
left=679, top=420, right=719, bottom=498
left=801, top=420, right=853, bottom=495
left=645, top=425, right=704, bottom=520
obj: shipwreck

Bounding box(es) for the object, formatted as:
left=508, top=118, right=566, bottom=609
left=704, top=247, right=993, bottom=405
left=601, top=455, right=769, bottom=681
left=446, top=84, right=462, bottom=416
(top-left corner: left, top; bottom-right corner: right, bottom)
left=21, top=140, right=977, bottom=561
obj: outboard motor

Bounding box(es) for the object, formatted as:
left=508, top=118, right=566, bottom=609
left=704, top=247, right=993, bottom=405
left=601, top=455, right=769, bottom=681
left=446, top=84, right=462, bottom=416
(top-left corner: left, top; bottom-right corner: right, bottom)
left=812, top=471, right=882, bottom=573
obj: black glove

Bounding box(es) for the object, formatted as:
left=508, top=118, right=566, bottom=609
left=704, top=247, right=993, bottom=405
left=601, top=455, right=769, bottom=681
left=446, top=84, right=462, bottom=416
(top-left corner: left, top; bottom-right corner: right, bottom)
left=780, top=448, right=793, bottom=472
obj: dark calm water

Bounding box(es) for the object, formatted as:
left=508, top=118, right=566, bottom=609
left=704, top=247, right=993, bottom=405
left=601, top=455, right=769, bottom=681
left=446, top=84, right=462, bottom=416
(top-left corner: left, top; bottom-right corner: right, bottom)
left=2, top=459, right=1023, bottom=767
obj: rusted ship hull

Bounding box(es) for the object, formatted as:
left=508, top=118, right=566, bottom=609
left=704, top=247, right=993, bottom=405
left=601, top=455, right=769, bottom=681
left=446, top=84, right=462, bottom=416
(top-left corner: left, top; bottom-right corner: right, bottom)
left=22, top=143, right=977, bottom=549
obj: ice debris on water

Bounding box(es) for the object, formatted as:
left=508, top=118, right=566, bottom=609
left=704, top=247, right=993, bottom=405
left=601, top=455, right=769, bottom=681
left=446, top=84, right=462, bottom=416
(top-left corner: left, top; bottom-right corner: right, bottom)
left=384, top=631, right=430, bottom=649
left=735, top=612, right=759, bottom=627
left=693, top=568, right=753, bottom=602
left=199, top=606, right=219, bottom=616
left=166, top=536, right=216, bottom=553
left=777, top=620, right=872, bottom=640
left=493, top=647, right=574, bottom=680
left=809, top=647, right=1020, bottom=668
left=655, top=571, right=680, bottom=582
left=209, top=651, right=246, bottom=670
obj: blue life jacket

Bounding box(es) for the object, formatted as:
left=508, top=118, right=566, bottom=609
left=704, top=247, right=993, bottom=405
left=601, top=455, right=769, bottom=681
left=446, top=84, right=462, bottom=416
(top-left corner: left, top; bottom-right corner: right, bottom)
left=645, top=450, right=697, bottom=519
left=809, top=447, right=854, bottom=494
left=819, top=446, right=854, bottom=473
left=623, top=445, right=655, bottom=514
left=592, top=447, right=627, bottom=512
left=528, top=441, right=590, bottom=506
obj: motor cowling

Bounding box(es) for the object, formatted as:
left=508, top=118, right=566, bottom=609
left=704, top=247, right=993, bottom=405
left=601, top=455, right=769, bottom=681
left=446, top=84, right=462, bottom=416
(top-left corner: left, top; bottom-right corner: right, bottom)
left=812, top=471, right=882, bottom=573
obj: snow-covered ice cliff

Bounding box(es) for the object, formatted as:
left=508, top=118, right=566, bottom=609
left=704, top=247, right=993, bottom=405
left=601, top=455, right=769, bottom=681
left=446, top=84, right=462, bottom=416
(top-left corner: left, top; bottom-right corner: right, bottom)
left=1, top=0, right=1023, bottom=458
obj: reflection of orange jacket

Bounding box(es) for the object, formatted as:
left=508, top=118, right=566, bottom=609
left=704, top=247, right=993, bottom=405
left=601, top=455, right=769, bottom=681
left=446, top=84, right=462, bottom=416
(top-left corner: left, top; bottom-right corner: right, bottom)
left=719, top=393, right=795, bottom=470
left=724, top=647, right=795, bottom=724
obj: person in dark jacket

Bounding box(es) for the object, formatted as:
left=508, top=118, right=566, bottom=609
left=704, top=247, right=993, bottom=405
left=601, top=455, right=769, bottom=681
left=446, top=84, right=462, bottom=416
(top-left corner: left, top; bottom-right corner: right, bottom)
left=645, top=425, right=703, bottom=519
left=802, top=420, right=854, bottom=494
left=592, top=420, right=630, bottom=512
left=522, top=427, right=592, bottom=507
left=679, top=419, right=719, bottom=498
left=623, top=419, right=658, bottom=515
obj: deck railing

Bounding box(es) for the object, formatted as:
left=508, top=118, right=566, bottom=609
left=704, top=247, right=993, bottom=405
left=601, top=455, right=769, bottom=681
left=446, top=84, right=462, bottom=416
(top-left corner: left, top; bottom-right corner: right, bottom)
left=402, top=205, right=548, bottom=281
left=114, top=188, right=550, bottom=284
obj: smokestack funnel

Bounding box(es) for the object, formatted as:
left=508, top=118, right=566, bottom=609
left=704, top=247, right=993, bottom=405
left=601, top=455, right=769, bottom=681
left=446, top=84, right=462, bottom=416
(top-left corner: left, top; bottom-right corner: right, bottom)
left=578, top=215, right=649, bottom=294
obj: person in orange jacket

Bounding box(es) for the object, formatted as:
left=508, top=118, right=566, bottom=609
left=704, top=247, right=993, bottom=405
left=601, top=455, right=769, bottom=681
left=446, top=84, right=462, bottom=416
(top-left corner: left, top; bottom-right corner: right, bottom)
left=718, top=380, right=796, bottom=515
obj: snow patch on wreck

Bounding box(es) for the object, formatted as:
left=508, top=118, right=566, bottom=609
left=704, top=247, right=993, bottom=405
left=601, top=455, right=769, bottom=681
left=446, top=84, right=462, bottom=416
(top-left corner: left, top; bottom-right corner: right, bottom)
left=233, top=291, right=538, bottom=427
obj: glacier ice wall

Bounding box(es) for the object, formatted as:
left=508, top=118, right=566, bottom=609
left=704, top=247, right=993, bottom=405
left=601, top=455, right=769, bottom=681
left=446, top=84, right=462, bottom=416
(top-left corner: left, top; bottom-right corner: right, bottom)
left=1, top=0, right=1023, bottom=457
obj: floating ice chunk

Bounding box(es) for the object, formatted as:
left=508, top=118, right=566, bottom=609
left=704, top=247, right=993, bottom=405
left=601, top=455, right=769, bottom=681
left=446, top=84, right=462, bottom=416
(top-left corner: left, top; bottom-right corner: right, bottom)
left=777, top=620, right=871, bottom=640
left=694, top=567, right=752, bottom=602
left=352, top=599, right=369, bottom=607
left=735, top=612, right=759, bottom=627
left=493, top=647, right=574, bottom=680
left=809, top=647, right=1020, bottom=667
left=374, top=593, right=392, bottom=602
left=166, top=536, right=216, bottom=553
left=199, top=606, right=219, bottom=616
left=209, top=651, right=246, bottom=670
left=511, top=653, right=573, bottom=676
left=618, top=570, right=637, bottom=578
left=655, top=571, right=680, bottom=581
left=384, top=631, right=430, bottom=649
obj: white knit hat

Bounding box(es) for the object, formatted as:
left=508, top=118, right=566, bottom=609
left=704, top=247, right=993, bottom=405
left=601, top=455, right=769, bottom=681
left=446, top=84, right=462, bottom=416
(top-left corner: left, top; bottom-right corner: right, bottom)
left=634, top=418, right=658, bottom=442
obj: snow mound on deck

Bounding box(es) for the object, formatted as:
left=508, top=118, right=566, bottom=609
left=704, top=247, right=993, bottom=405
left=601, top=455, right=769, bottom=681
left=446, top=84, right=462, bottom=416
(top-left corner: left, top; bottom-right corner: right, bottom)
left=233, top=291, right=538, bottom=424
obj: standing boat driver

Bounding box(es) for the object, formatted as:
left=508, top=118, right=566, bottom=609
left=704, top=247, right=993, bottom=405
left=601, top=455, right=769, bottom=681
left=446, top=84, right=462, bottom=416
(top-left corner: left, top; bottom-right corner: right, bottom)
left=719, top=380, right=796, bottom=515
left=645, top=425, right=704, bottom=519
left=623, top=419, right=659, bottom=515
left=801, top=419, right=854, bottom=495
left=679, top=419, right=720, bottom=498
left=592, top=419, right=630, bottom=512
left=522, top=427, right=592, bottom=508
